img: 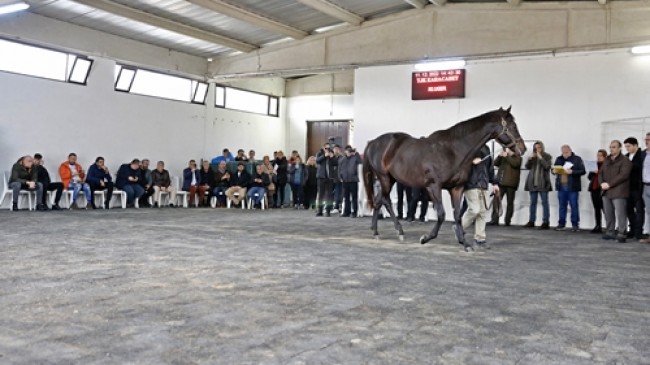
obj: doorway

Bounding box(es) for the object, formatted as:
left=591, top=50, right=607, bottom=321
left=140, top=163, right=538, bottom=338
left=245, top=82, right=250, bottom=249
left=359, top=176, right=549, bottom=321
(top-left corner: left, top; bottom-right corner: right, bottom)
left=306, top=120, right=351, bottom=158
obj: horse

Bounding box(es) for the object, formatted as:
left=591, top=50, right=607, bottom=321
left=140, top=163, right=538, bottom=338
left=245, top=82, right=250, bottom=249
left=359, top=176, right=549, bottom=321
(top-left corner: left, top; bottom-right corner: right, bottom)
left=362, top=107, right=526, bottom=252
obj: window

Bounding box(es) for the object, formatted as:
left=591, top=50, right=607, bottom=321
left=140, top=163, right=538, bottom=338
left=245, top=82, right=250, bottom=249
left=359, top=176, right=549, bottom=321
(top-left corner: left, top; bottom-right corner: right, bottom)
left=0, top=38, right=93, bottom=84
left=215, top=85, right=279, bottom=117
left=114, top=65, right=208, bottom=104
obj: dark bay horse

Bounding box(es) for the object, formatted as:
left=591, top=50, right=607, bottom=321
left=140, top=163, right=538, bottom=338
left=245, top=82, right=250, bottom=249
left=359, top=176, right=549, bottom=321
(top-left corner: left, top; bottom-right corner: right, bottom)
left=362, top=107, right=526, bottom=251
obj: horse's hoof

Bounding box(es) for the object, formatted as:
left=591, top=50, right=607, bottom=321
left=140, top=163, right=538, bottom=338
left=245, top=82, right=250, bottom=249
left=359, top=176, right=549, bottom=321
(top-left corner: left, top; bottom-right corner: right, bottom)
left=374, top=235, right=380, bottom=241
left=398, top=235, right=405, bottom=242
left=420, top=235, right=428, bottom=245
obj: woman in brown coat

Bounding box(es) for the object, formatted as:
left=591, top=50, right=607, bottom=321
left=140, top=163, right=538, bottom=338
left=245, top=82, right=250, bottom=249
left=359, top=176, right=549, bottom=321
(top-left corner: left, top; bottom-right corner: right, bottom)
left=599, top=140, right=632, bottom=242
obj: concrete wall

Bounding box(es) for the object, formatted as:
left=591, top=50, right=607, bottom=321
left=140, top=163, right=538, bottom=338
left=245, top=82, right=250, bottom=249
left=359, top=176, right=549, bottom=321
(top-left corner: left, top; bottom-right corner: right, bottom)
left=0, top=57, right=285, bottom=208
left=354, top=49, right=650, bottom=228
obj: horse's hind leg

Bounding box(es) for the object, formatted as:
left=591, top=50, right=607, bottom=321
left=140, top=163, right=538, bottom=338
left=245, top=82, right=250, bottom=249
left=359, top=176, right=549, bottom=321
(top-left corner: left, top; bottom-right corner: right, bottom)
left=371, top=193, right=382, bottom=239
left=381, top=196, right=405, bottom=241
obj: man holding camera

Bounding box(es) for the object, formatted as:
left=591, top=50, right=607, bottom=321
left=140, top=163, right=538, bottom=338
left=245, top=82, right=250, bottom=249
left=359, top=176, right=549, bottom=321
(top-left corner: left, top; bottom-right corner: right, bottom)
left=316, top=142, right=335, bottom=217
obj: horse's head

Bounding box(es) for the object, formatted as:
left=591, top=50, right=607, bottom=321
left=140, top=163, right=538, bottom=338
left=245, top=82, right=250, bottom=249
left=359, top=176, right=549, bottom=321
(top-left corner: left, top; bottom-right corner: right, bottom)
left=494, top=106, right=526, bottom=156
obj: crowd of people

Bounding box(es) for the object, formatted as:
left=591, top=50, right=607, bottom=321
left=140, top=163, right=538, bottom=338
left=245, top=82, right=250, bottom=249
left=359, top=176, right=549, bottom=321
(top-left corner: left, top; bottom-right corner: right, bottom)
left=8, top=134, right=650, bottom=245
left=6, top=142, right=363, bottom=217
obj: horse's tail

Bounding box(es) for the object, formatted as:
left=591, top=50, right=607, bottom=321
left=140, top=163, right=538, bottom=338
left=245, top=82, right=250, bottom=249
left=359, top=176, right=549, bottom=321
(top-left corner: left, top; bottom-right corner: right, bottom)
left=362, top=145, right=375, bottom=210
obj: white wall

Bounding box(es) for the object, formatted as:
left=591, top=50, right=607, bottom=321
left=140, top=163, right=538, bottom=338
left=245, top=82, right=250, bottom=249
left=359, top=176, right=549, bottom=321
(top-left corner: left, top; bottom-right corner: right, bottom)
left=286, top=94, right=354, bottom=158
left=355, top=50, right=650, bottom=227
left=0, top=57, right=285, bottom=207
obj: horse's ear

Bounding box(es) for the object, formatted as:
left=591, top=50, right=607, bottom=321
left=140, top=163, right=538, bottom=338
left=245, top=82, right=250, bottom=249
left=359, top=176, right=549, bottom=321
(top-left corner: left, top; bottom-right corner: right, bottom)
left=506, top=105, right=512, bottom=113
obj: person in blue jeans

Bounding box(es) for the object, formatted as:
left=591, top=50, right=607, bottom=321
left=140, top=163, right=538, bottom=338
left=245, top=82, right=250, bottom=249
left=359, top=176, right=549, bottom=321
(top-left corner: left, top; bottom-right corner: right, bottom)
left=524, top=141, right=553, bottom=229
left=115, top=159, right=145, bottom=208
left=247, top=164, right=269, bottom=209
left=553, top=145, right=586, bottom=231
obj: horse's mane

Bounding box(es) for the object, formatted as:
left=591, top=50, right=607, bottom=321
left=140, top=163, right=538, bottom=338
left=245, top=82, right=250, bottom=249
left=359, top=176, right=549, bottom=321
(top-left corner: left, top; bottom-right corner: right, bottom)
left=428, top=109, right=502, bottom=140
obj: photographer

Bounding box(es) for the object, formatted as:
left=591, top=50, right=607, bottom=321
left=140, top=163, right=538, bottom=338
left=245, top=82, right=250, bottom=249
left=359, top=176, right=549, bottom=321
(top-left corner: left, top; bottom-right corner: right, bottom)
left=316, top=142, right=336, bottom=216
left=338, top=146, right=362, bottom=218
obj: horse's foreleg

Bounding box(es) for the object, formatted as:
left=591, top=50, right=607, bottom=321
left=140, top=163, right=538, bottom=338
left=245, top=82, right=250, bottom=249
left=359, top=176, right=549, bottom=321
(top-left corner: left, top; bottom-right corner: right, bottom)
left=450, top=187, right=474, bottom=252
left=381, top=196, right=404, bottom=241
left=420, top=185, right=444, bottom=244
left=371, top=193, right=383, bottom=239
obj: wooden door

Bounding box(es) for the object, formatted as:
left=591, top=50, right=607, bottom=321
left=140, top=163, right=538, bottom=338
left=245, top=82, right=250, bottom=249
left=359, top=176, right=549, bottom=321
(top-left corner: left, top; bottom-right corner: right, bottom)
left=306, top=120, right=350, bottom=158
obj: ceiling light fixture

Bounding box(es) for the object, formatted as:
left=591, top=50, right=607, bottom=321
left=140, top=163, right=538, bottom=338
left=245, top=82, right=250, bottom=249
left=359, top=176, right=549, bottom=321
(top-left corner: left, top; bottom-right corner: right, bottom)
left=0, top=1, right=29, bottom=15
left=631, top=45, right=650, bottom=55
left=414, top=59, right=466, bottom=71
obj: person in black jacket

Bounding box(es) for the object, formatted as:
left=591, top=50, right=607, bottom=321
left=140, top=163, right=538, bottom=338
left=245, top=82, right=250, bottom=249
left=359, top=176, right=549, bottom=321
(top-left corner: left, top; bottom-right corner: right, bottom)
left=624, top=137, right=645, bottom=239
left=9, top=155, right=47, bottom=211
left=86, top=156, right=114, bottom=209
left=138, top=159, right=154, bottom=208
left=273, top=151, right=288, bottom=208
left=460, top=145, right=499, bottom=248
left=552, top=145, right=586, bottom=231
left=33, top=153, right=63, bottom=210
left=225, top=162, right=250, bottom=207
left=304, top=156, right=318, bottom=210
left=116, top=159, right=144, bottom=208
left=587, top=149, right=607, bottom=233
left=247, top=164, right=270, bottom=209
left=316, top=142, right=335, bottom=216
left=197, top=160, right=214, bottom=207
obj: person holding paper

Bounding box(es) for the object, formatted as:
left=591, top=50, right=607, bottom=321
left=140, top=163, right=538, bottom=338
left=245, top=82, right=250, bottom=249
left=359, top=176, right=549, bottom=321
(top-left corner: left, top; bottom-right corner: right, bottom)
left=552, top=145, right=586, bottom=231
left=599, top=140, right=632, bottom=242
left=524, top=141, right=553, bottom=229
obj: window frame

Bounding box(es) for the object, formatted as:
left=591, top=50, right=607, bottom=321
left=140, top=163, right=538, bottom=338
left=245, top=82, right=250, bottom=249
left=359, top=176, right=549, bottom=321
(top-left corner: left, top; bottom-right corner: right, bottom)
left=214, top=84, right=280, bottom=117
left=67, top=56, right=93, bottom=85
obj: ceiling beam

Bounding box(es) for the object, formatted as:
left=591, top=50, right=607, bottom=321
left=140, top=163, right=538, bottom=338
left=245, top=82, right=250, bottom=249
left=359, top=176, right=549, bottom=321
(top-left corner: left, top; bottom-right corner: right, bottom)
left=428, top=0, right=447, bottom=6
left=404, top=0, right=428, bottom=9
left=295, top=0, right=364, bottom=26
left=185, top=0, right=308, bottom=40
left=70, top=0, right=257, bottom=52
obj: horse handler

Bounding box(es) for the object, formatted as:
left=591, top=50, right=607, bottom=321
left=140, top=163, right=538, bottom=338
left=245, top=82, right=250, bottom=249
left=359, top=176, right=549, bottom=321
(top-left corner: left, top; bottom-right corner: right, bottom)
left=462, top=145, right=499, bottom=249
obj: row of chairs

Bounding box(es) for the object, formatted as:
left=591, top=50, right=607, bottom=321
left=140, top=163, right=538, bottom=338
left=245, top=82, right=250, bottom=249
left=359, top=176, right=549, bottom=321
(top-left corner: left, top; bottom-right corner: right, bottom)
left=1, top=171, right=268, bottom=210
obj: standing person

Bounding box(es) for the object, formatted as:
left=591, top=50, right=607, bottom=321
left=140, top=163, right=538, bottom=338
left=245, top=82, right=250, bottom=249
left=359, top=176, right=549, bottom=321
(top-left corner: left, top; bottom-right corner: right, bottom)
left=304, top=156, right=318, bottom=210
left=86, top=156, right=114, bottom=209
left=552, top=145, right=586, bottom=231
left=151, top=161, right=176, bottom=208
left=331, top=145, right=343, bottom=212
left=599, top=140, right=632, bottom=242
left=396, top=182, right=412, bottom=220
left=624, top=137, right=645, bottom=239
left=211, top=148, right=234, bottom=164
left=9, top=155, right=47, bottom=211
left=460, top=145, right=499, bottom=248
left=115, top=159, right=144, bottom=208
left=225, top=162, right=250, bottom=207
left=316, top=143, right=335, bottom=217
left=288, top=155, right=308, bottom=209
left=639, top=132, right=650, bottom=244
left=524, top=141, right=553, bottom=229
left=339, top=146, right=362, bottom=218
left=489, top=147, right=522, bottom=226
left=182, top=160, right=201, bottom=207
left=33, top=153, right=63, bottom=210
left=248, top=150, right=257, bottom=163
left=587, top=149, right=607, bottom=233
left=407, top=188, right=429, bottom=223
left=273, top=151, right=288, bottom=208
left=138, top=159, right=154, bottom=208
left=58, top=153, right=92, bottom=209
left=247, top=164, right=270, bottom=209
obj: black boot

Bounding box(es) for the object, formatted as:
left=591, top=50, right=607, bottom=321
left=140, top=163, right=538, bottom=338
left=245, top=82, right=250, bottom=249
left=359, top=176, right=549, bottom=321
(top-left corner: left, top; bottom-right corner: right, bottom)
left=12, top=202, right=18, bottom=211
left=590, top=226, right=602, bottom=234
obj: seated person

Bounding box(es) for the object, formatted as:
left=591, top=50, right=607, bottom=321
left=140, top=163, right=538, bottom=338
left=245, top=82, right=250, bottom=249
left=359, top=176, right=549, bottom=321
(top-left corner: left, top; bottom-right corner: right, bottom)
left=116, top=159, right=144, bottom=208
left=151, top=161, right=176, bottom=208
left=212, top=161, right=230, bottom=207
left=33, top=153, right=63, bottom=210
left=247, top=164, right=270, bottom=209
left=138, top=159, right=154, bottom=208
left=58, top=153, right=91, bottom=209
left=198, top=160, right=214, bottom=207
left=225, top=162, right=250, bottom=207
left=235, top=149, right=249, bottom=162
left=9, top=155, right=46, bottom=211
left=211, top=148, right=234, bottom=164
left=86, top=156, right=114, bottom=209
left=182, top=160, right=201, bottom=207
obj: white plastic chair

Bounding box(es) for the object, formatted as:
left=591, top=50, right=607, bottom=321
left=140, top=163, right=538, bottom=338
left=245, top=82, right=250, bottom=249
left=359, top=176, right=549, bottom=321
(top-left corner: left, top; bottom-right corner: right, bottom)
left=173, top=176, right=189, bottom=208
left=226, top=191, right=246, bottom=209
left=2, top=171, right=36, bottom=210
left=247, top=191, right=266, bottom=210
